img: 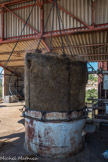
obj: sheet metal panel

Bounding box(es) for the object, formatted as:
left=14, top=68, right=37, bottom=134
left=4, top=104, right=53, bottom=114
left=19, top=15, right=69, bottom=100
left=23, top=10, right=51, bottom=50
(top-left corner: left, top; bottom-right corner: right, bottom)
left=104, top=75, right=108, bottom=90
left=95, top=0, right=108, bottom=25
left=4, top=1, right=41, bottom=38
left=0, top=30, right=107, bottom=65
left=0, top=39, right=45, bottom=53
left=44, top=0, right=92, bottom=32
left=0, top=0, right=11, bottom=3
left=25, top=110, right=86, bottom=158
left=0, top=0, right=108, bottom=38
left=0, top=0, right=107, bottom=38
left=45, top=30, right=108, bottom=59
left=0, top=0, right=107, bottom=65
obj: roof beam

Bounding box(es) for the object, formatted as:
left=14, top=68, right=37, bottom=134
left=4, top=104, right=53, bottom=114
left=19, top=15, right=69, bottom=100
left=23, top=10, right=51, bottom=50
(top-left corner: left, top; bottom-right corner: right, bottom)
left=52, top=43, right=108, bottom=49
left=0, top=25, right=107, bottom=44
left=43, top=26, right=108, bottom=38
left=0, top=0, right=33, bottom=8
left=4, top=5, right=39, bottom=34
left=4, top=5, right=50, bottom=52
left=0, top=63, right=22, bottom=77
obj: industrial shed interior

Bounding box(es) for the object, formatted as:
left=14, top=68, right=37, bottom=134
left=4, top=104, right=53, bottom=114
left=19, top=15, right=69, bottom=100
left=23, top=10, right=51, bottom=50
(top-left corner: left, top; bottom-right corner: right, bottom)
left=0, top=0, right=108, bottom=161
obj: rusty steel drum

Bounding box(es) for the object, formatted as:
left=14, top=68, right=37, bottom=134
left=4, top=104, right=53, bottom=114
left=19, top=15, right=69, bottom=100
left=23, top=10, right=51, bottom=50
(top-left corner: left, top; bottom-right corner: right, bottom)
left=24, top=53, right=87, bottom=157
left=24, top=110, right=86, bottom=158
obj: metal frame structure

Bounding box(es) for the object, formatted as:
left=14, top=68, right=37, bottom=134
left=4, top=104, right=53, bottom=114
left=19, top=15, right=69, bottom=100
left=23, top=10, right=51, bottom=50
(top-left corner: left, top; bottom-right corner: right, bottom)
left=0, top=0, right=107, bottom=75
left=0, top=0, right=107, bottom=49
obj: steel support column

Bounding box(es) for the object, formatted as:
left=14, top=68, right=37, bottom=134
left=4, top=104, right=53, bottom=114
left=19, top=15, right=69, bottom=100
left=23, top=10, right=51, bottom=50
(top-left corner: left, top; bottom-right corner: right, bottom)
left=98, top=62, right=108, bottom=99
left=92, top=0, right=95, bottom=26
left=1, top=7, right=4, bottom=41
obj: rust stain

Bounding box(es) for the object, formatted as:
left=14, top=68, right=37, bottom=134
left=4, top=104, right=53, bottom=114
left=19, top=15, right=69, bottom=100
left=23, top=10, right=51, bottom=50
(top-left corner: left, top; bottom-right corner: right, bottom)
left=27, top=125, right=35, bottom=141
left=44, top=127, right=52, bottom=136
left=24, top=112, right=85, bottom=157
left=38, top=130, right=43, bottom=145
left=26, top=109, right=84, bottom=121
left=25, top=120, right=28, bottom=125
left=44, top=127, right=54, bottom=145
left=70, top=136, right=76, bottom=147
left=37, top=127, right=54, bottom=155
left=29, top=119, right=34, bottom=125
left=27, top=142, right=33, bottom=153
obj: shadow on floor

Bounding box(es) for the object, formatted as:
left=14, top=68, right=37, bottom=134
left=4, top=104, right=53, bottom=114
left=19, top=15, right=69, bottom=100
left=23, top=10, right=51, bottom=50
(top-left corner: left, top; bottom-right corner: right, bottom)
left=0, top=126, right=108, bottom=162
left=0, top=105, right=24, bottom=108
left=0, top=132, right=24, bottom=140
left=0, top=105, right=8, bottom=108
left=18, top=119, right=25, bottom=126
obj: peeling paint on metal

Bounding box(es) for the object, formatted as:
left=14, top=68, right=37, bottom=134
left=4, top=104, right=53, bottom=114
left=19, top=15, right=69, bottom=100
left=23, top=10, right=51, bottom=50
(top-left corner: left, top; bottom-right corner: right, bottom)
left=25, top=113, right=86, bottom=158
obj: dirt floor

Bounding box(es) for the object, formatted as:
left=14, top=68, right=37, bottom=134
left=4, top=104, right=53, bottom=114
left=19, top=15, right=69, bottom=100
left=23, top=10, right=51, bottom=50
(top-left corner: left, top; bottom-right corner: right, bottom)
left=0, top=102, right=108, bottom=162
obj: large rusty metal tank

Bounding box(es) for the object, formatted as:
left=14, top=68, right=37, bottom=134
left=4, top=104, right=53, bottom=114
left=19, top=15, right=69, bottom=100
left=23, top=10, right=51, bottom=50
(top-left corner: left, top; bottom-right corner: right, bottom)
left=24, top=52, right=88, bottom=158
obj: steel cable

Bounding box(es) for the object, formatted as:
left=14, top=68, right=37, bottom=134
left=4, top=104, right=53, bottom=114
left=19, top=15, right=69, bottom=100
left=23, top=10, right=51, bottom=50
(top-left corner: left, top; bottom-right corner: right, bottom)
left=36, top=2, right=54, bottom=50
left=0, top=0, right=37, bottom=76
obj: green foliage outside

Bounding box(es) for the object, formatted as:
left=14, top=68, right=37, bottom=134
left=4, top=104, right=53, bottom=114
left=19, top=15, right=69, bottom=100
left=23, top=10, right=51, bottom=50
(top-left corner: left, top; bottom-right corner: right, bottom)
left=85, top=88, right=98, bottom=103
left=88, top=74, right=98, bottom=82
left=85, top=74, right=98, bottom=103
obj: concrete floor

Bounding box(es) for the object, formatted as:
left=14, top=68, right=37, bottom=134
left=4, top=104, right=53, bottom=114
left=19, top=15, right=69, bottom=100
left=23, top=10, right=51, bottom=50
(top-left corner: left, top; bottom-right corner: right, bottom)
left=0, top=102, right=108, bottom=162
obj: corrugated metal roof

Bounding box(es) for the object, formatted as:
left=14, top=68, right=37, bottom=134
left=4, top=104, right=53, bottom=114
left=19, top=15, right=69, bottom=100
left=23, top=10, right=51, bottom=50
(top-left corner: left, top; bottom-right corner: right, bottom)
left=45, top=30, right=108, bottom=61
left=0, top=38, right=47, bottom=67
left=1, top=0, right=108, bottom=38
left=0, top=39, right=45, bottom=53
left=0, top=30, right=108, bottom=67
left=0, top=0, right=108, bottom=67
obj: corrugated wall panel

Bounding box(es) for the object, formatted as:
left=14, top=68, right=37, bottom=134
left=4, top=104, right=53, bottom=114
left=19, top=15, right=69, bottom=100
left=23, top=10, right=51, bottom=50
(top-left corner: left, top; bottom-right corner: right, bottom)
left=4, top=1, right=41, bottom=38
left=95, top=0, right=108, bottom=25
left=44, top=0, right=92, bottom=32
left=0, top=0, right=11, bottom=3
left=45, top=30, right=108, bottom=58
left=1, top=0, right=108, bottom=39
